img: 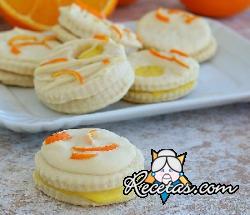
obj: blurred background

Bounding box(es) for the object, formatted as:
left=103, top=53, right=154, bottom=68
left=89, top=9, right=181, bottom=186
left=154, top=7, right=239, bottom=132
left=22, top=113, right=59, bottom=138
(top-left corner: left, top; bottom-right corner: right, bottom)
left=0, top=0, right=249, bottom=34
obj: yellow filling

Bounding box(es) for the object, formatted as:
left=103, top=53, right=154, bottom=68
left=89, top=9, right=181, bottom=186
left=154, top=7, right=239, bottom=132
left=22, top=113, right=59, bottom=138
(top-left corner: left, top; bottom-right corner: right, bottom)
left=135, top=65, right=165, bottom=77
left=132, top=81, right=195, bottom=97
left=77, top=44, right=104, bottom=59
left=34, top=172, right=130, bottom=204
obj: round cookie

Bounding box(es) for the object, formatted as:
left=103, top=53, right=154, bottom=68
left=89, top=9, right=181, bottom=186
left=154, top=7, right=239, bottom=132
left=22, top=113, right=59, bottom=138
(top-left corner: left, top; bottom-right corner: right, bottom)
left=137, top=8, right=217, bottom=62
left=33, top=128, right=144, bottom=206
left=124, top=49, right=200, bottom=103
left=57, top=4, right=142, bottom=54
left=0, top=27, right=60, bottom=87
left=34, top=38, right=134, bottom=114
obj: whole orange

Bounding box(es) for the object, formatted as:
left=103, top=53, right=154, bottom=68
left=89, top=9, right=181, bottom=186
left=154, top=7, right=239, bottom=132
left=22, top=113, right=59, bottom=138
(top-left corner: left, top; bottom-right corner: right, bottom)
left=118, top=0, right=137, bottom=6
left=181, top=0, right=250, bottom=18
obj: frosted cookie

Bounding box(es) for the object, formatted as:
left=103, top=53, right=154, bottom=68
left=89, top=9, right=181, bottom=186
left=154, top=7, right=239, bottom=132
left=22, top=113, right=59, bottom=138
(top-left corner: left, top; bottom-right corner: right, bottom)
left=33, top=128, right=144, bottom=206
left=0, top=28, right=60, bottom=87
left=56, top=4, right=142, bottom=54
left=124, top=49, right=199, bottom=103
left=34, top=38, right=134, bottom=114
left=137, top=8, right=217, bottom=62
left=52, top=25, right=79, bottom=42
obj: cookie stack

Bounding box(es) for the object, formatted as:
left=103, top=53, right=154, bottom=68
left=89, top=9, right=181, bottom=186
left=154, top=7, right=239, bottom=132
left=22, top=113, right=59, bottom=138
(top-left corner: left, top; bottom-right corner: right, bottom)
left=34, top=38, right=134, bottom=114
left=33, top=128, right=144, bottom=206
left=53, top=4, right=142, bottom=54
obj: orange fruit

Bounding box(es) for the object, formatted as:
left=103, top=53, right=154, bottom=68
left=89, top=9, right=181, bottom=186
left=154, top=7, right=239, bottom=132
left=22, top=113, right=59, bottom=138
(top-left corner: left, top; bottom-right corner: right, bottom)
left=118, top=0, right=137, bottom=6
left=0, top=0, right=118, bottom=31
left=181, top=0, right=250, bottom=18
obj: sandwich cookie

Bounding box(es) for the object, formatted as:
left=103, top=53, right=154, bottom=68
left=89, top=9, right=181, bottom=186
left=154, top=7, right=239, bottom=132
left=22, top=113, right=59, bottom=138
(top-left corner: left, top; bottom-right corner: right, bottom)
left=54, top=4, right=142, bottom=54
left=124, top=49, right=200, bottom=103
left=0, top=27, right=60, bottom=87
left=34, top=38, right=134, bottom=114
left=137, top=8, right=217, bottom=62
left=33, top=128, right=144, bottom=206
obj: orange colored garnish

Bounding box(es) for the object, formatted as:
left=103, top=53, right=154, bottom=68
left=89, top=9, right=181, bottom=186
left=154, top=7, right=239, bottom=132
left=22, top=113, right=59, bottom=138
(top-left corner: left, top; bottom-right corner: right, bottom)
left=124, top=28, right=131, bottom=33
left=149, top=49, right=189, bottom=69
left=168, top=9, right=182, bottom=14
left=0, top=0, right=117, bottom=31
left=111, top=25, right=123, bottom=39
left=88, top=129, right=97, bottom=138
left=102, top=58, right=110, bottom=65
left=41, top=58, right=68, bottom=66
left=83, top=129, right=98, bottom=144
left=8, top=35, right=37, bottom=46
left=170, top=49, right=189, bottom=57
left=70, top=153, right=97, bottom=160
left=184, top=14, right=198, bottom=24
left=72, top=143, right=118, bottom=152
left=8, top=34, right=57, bottom=55
left=156, top=8, right=170, bottom=23
left=44, top=131, right=71, bottom=145
left=93, top=34, right=109, bottom=42
left=52, top=69, right=84, bottom=84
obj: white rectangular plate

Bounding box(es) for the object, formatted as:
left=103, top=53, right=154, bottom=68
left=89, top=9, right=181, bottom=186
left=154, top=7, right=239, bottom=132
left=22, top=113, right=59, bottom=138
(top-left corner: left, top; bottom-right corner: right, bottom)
left=0, top=20, right=250, bottom=133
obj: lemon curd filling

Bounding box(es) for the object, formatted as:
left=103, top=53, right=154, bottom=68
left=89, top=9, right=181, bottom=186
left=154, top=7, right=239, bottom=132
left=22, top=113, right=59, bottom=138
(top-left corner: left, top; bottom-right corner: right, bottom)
left=131, top=81, right=196, bottom=97
left=33, top=172, right=130, bottom=204
left=77, top=44, right=104, bottom=59
left=135, top=65, right=165, bottom=77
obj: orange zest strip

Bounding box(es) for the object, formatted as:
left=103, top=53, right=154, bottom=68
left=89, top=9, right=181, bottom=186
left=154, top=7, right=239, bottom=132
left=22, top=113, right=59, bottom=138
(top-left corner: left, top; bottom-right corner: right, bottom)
left=88, top=129, right=97, bottom=138
left=172, top=57, right=189, bottom=69
left=124, top=28, right=131, bottom=34
left=168, top=9, right=181, bottom=14
left=170, top=49, right=189, bottom=57
left=52, top=69, right=84, bottom=84
left=72, top=143, right=119, bottom=152
left=102, top=58, right=110, bottom=65
left=41, top=58, right=68, bottom=66
left=156, top=9, right=170, bottom=23
left=93, top=34, right=109, bottom=42
left=8, top=35, right=37, bottom=46
left=11, top=41, right=47, bottom=54
left=184, top=15, right=198, bottom=24
left=44, top=131, right=71, bottom=145
left=111, top=25, right=123, bottom=39
left=149, top=49, right=189, bottom=69
left=70, top=153, right=97, bottom=160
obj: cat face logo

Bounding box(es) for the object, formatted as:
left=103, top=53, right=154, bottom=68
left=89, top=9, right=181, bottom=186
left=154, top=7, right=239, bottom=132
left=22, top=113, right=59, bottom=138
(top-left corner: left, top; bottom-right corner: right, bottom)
left=145, top=149, right=191, bottom=204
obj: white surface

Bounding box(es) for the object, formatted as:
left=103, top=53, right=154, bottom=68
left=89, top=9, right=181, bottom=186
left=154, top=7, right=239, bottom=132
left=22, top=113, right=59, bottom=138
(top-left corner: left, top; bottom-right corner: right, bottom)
left=0, top=20, right=250, bottom=133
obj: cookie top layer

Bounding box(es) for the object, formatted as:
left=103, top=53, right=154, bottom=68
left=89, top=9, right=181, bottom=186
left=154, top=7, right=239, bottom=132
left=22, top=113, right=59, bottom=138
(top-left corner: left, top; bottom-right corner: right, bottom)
left=40, top=128, right=137, bottom=175
left=34, top=38, right=132, bottom=104
left=59, top=4, right=142, bottom=52
left=129, top=49, right=199, bottom=91
left=137, top=8, right=212, bottom=55
left=0, top=28, right=60, bottom=62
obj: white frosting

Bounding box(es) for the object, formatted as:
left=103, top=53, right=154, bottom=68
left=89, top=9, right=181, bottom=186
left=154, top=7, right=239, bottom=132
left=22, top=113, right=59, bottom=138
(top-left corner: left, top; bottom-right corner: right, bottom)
left=137, top=9, right=212, bottom=55
left=129, top=50, right=199, bottom=91
left=0, top=27, right=60, bottom=62
left=40, top=128, right=137, bottom=175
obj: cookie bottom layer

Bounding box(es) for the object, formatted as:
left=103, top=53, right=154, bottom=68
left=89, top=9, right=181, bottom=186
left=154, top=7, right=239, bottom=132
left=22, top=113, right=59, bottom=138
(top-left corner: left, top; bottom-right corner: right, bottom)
left=192, top=36, right=217, bottom=63
left=39, top=69, right=134, bottom=114
left=33, top=171, right=134, bottom=207
left=124, top=81, right=196, bottom=103
left=0, top=70, right=33, bottom=87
